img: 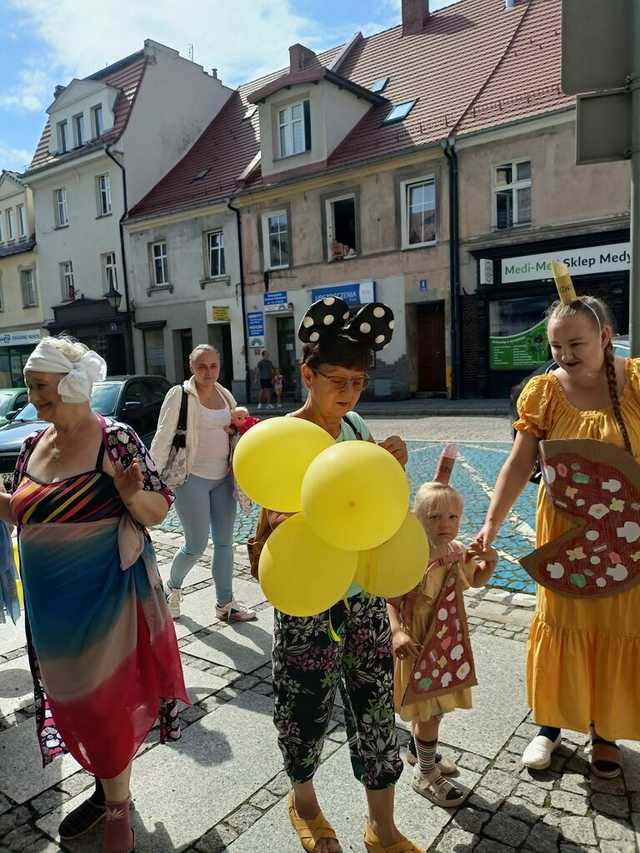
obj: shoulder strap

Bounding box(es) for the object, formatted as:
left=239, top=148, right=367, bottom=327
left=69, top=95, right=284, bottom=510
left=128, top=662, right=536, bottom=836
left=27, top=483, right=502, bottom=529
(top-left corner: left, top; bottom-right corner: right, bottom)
left=177, top=387, right=188, bottom=432
left=342, top=414, right=363, bottom=441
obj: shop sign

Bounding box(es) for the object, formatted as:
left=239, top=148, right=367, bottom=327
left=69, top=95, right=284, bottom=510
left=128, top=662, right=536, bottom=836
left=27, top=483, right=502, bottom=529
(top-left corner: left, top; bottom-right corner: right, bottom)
left=502, top=243, right=631, bottom=284
left=263, top=291, right=289, bottom=313
left=247, top=312, right=265, bottom=348
left=419, top=279, right=428, bottom=292
left=0, top=330, right=41, bottom=347
left=490, top=319, right=548, bottom=371
left=210, top=306, right=230, bottom=323
left=310, top=280, right=375, bottom=306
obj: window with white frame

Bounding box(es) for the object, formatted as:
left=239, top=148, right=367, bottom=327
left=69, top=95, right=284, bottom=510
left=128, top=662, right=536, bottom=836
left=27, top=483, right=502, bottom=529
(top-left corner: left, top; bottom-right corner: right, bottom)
left=102, top=251, right=118, bottom=293
left=207, top=230, right=226, bottom=278
left=54, top=188, right=68, bottom=227
left=16, top=204, right=25, bottom=238
left=494, top=160, right=531, bottom=229
left=278, top=100, right=309, bottom=158
left=325, top=194, right=358, bottom=260
left=21, top=269, right=37, bottom=307
left=262, top=211, right=289, bottom=270
left=91, top=104, right=103, bottom=138
left=0, top=273, right=4, bottom=311
left=400, top=176, right=436, bottom=248
left=73, top=113, right=85, bottom=147
left=151, top=241, right=169, bottom=286
left=60, top=261, right=75, bottom=300
left=96, top=174, right=112, bottom=216
left=5, top=209, right=14, bottom=241
left=0, top=217, right=3, bottom=242
left=56, top=120, right=68, bottom=153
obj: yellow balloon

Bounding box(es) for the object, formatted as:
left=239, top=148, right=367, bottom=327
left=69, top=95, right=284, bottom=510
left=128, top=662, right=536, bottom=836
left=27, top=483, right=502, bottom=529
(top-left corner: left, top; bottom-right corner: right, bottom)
left=355, top=513, right=429, bottom=598
left=233, top=417, right=334, bottom=512
left=301, top=441, right=409, bottom=551
left=259, top=514, right=357, bottom=617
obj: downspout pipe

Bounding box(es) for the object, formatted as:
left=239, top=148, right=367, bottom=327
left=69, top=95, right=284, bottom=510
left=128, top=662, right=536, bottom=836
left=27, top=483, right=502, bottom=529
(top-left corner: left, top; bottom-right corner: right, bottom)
left=442, top=138, right=462, bottom=400
left=105, top=145, right=135, bottom=373
left=227, top=198, right=251, bottom=404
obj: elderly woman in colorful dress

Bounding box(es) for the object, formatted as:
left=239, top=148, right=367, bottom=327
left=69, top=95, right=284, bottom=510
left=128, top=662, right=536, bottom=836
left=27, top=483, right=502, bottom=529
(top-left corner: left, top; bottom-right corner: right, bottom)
left=0, top=336, right=188, bottom=853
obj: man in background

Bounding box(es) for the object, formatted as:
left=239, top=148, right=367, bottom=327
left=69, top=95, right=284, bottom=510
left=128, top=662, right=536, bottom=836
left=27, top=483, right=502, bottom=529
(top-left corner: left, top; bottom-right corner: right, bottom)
left=257, top=350, right=275, bottom=409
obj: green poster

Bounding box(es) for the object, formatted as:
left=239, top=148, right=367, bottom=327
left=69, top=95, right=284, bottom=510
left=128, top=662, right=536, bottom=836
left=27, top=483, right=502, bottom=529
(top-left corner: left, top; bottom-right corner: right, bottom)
left=490, top=319, right=548, bottom=371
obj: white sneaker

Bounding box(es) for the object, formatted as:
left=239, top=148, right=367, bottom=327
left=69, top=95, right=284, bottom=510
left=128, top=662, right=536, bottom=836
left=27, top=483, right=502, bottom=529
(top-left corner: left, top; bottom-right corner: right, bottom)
left=522, top=734, right=561, bottom=769
left=166, top=587, right=183, bottom=620
left=215, top=599, right=257, bottom=622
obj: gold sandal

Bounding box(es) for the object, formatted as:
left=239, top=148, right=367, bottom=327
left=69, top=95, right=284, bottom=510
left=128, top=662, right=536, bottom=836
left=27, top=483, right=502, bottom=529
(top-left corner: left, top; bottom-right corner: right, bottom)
left=287, top=790, right=341, bottom=852
left=364, top=824, right=424, bottom=853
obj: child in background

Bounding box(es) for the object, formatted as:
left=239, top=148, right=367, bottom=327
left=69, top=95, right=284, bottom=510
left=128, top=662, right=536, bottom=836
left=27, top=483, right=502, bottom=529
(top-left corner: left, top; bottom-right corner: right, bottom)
left=273, top=369, right=283, bottom=407
left=388, top=444, right=497, bottom=807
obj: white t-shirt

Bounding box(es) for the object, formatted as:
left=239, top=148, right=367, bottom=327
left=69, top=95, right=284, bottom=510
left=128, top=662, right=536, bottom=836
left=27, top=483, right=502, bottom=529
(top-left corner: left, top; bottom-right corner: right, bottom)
left=190, top=399, right=231, bottom=480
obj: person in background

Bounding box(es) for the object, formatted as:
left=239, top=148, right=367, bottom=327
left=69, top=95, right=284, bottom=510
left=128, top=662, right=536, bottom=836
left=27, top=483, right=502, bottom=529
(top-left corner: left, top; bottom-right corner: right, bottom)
left=257, top=350, right=275, bottom=409
left=151, top=345, right=256, bottom=623
left=273, top=368, right=284, bottom=408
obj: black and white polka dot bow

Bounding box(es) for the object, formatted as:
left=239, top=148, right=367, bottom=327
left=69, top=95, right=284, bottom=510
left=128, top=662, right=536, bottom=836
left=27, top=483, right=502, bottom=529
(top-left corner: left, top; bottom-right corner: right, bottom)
left=297, top=297, right=395, bottom=351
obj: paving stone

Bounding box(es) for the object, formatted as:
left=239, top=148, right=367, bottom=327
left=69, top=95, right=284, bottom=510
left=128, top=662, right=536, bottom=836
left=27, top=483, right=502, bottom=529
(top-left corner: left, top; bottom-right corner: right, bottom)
left=435, top=828, right=478, bottom=852
left=492, top=752, right=523, bottom=774
left=171, top=579, right=266, bottom=642
left=0, top=807, right=33, bottom=837
left=183, top=607, right=274, bottom=674
left=598, top=843, right=637, bottom=853
left=2, top=827, right=44, bottom=852
left=526, top=821, right=560, bottom=853
left=549, top=789, right=589, bottom=816
left=0, top=619, right=26, bottom=657
left=473, top=602, right=508, bottom=619
left=22, top=841, right=63, bottom=853
left=0, top=794, right=11, bottom=817
left=265, top=771, right=290, bottom=797
left=194, top=823, right=239, bottom=853
left=591, top=794, right=630, bottom=819
left=454, top=807, right=490, bottom=835
left=483, top=812, right=529, bottom=847
left=594, top=815, right=636, bottom=842
left=519, top=768, right=560, bottom=790
left=55, top=772, right=94, bottom=799
left=474, top=840, right=514, bottom=853
left=511, top=594, right=535, bottom=608
left=515, top=781, right=547, bottom=807
left=482, top=769, right=518, bottom=797
left=457, top=753, right=490, bottom=774
left=560, top=772, right=590, bottom=796
left=559, top=815, right=597, bottom=846
left=501, top=796, right=546, bottom=825
left=590, top=776, right=626, bottom=796
left=0, top=655, right=32, bottom=719
left=468, top=787, right=505, bottom=813
left=248, top=788, right=280, bottom=811
left=31, top=788, right=66, bottom=816
left=504, top=736, right=530, bottom=756
left=226, top=803, right=262, bottom=833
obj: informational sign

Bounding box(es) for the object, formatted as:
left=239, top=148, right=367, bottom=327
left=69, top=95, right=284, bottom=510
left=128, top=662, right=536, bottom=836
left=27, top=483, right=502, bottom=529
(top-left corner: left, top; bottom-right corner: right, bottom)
left=490, top=319, right=548, bottom=371
left=263, top=291, right=289, bottom=313
left=247, top=311, right=264, bottom=349
left=210, top=306, right=230, bottom=323
left=479, top=259, right=494, bottom=286
left=419, top=279, right=428, bottom=292
left=0, top=330, right=41, bottom=347
left=310, top=280, right=375, bottom=306
left=502, top=243, right=631, bottom=284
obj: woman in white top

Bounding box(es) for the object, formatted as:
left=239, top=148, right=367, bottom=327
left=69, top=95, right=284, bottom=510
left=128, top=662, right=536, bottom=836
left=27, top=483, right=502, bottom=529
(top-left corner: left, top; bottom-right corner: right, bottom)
left=151, top=345, right=256, bottom=622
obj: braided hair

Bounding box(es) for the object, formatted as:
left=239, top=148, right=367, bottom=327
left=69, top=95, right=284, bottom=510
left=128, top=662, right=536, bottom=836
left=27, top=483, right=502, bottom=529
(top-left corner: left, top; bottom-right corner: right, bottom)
left=546, top=296, right=632, bottom=454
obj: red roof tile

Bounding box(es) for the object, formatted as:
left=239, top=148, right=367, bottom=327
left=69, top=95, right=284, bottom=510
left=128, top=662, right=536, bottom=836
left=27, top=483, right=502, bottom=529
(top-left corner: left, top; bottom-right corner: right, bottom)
left=28, top=52, right=147, bottom=172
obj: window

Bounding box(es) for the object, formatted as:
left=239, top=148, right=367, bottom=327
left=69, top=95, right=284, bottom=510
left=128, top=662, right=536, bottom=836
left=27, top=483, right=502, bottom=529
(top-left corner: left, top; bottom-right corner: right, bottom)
left=207, top=230, right=226, bottom=277
left=243, top=104, right=257, bottom=120
left=384, top=99, right=417, bottom=125
left=20, top=269, right=37, bottom=307
left=16, top=205, right=25, bottom=238
left=326, top=194, right=357, bottom=261
left=56, top=120, right=68, bottom=153
left=102, top=251, right=118, bottom=293
left=60, top=261, right=75, bottom=300
left=151, top=241, right=169, bottom=286
left=0, top=217, right=3, bottom=242
left=73, top=113, right=84, bottom=147
left=494, top=160, right=531, bottom=229
left=262, top=211, right=289, bottom=270
left=91, top=104, right=103, bottom=138
left=400, top=177, right=436, bottom=248
left=54, top=188, right=68, bottom=227
left=278, top=100, right=310, bottom=157
left=143, top=329, right=166, bottom=376
left=96, top=173, right=112, bottom=216
left=5, top=209, right=14, bottom=241
left=370, top=77, right=389, bottom=94
left=0, top=274, right=4, bottom=311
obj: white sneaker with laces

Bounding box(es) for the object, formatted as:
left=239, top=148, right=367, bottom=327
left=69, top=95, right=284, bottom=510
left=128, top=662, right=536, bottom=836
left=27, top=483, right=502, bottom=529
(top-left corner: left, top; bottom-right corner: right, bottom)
left=522, top=734, right=561, bottom=769
left=166, top=587, right=183, bottom=620
left=257, top=403, right=263, bottom=410
left=215, top=600, right=257, bottom=622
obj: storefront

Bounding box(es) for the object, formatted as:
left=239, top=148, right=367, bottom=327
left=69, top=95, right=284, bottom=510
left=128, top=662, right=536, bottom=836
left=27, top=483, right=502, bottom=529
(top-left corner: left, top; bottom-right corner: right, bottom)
left=0, top=329, right=43, bottom=387
left=468, top=230, right=631, bottom=398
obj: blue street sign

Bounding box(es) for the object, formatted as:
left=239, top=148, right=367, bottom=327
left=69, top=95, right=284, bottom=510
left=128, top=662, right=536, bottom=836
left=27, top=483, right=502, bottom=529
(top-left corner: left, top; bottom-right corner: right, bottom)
left=311, top=281, right=375, bottom=306
left=419, top=279, right=428, bottom=292
left=247, top=312, right=264, bottom=337
left=263, top=290, right=288, bottom=312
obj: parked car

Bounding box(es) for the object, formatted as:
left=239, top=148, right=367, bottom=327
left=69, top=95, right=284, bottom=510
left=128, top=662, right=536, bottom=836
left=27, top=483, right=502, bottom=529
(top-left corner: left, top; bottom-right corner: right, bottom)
left=0, top=388, right=29, bottom=428
left=0, top=375, right=171, bottom=475
left=509, top=336, right=631, bottom=422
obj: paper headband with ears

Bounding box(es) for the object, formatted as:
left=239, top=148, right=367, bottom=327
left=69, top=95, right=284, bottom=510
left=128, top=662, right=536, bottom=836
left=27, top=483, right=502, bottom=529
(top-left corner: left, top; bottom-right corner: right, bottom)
left=550, top=260, right=578, bottom=305
left=434, top=443, right=458, bottom=485
left=297, top=297, right=395, bottom=351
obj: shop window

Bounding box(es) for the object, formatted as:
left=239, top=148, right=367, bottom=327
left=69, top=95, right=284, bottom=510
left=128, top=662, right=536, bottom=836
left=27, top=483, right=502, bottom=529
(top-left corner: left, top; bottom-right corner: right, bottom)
left=143, top=328, right=166, bottom=376
left=494, top=160, right=531, bottom=230
left=262, top=211, right=289, bottom=270
left=207, top=230, right=226, bottom=277
left=489, top=295, right=550, bottom=372
left=326, top=195, right=358, bottom=261
left=400, top=176, right=436, bottom=249
left=21, top=269, right=37, bottom=308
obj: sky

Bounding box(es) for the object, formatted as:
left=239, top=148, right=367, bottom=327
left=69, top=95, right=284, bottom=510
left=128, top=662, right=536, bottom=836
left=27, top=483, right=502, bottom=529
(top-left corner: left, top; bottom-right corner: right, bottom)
left=0, top=0, right=456, bottom=174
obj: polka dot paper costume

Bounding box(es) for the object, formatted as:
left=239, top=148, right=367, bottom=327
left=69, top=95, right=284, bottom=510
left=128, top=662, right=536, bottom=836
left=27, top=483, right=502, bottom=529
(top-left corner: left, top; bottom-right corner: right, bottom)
left=298, top=297, right=395, bottom=351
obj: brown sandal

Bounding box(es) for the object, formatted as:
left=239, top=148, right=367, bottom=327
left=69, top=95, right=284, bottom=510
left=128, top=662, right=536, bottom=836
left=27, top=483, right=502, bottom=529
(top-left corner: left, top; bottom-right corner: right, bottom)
left=364, top=824, right=424, bottom=853
left=287, top=790, right=341, bottom=852
left=591, top=738, right=622, bottom=779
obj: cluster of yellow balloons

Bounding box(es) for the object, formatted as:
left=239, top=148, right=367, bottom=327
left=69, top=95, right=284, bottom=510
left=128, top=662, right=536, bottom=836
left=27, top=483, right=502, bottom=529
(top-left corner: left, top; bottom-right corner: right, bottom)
left=233, top=417, right=429, bottom=616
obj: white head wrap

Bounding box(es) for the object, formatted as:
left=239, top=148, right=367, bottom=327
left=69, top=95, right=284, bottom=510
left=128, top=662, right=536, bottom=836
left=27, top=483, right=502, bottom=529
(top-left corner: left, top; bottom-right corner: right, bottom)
left=24, top=338, right=107, bottom=403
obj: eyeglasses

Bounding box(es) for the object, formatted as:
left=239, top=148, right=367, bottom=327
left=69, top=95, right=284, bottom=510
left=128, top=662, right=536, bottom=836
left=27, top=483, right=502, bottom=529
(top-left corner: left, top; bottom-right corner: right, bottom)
left=314, top=370, right=369, bottom=392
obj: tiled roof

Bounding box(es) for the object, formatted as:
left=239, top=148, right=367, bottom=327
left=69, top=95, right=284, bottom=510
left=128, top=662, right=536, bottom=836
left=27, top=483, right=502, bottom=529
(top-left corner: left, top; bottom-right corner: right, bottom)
left=129, top=0, right=571, bottom=220
left=27, top=51, right=147, bottom=173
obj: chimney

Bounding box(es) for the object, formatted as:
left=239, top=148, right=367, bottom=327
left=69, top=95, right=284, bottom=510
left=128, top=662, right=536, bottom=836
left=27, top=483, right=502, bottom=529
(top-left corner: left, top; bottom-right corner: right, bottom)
left=289, top=43, right=317, bottom=73
left=402, top=0, right=430, bottom=35
left=53, top=84, right=65, bottom=99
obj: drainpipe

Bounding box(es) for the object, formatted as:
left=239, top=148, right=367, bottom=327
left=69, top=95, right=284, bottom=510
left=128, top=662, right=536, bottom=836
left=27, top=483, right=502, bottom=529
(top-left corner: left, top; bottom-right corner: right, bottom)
left=442, top=138, right=462, bottom=399
left=227, top=198, right=251, bottom=404
left=105, top=145, right=135, bottom=373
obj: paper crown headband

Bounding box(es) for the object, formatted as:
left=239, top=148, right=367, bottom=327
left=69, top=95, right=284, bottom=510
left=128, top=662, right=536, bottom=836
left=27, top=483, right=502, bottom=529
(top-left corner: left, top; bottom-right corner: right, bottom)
left=434, top=443, right=458, bottom=485
left=550, top=260, right=577, bottom=305
left=298, top=297, right=395, bottom=352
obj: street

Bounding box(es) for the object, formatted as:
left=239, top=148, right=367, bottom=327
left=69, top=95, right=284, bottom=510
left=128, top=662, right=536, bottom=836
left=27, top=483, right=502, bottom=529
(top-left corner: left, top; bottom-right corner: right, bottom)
left=1, top=415, right=639, bottom=852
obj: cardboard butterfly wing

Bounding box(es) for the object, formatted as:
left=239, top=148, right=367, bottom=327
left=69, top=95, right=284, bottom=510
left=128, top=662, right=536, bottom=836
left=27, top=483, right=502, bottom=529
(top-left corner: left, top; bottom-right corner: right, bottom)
left=519, top=439, right=640, bottom=598
left=401, top=565, right=477, bottom=709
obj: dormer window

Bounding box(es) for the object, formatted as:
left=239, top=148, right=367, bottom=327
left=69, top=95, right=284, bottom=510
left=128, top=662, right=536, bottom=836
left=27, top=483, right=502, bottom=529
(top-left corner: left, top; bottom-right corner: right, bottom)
left=92, top=104, right=103, bottom=138
left=278, top=100, right=310, bottom=158
left=73, top=113, right=85, bottom=147
left=56, top=120, right=68, bottom=153
left=383, top=99, right=417, bottom=125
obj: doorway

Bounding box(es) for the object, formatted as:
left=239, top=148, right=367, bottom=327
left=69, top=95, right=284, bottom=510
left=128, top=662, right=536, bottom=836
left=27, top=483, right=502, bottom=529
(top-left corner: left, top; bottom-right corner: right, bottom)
left=177, top=328, right=193, bottom=381
left=208, top=323, right=233, bottom=390
left=416, top=301, right=446, bottom=393
left=276, top=316, right=297, bottom=399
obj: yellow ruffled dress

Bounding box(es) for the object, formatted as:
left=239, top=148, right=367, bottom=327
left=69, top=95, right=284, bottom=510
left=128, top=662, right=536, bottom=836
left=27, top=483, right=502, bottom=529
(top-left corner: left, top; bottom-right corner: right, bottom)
left=514, top=358, right=640, bottom=741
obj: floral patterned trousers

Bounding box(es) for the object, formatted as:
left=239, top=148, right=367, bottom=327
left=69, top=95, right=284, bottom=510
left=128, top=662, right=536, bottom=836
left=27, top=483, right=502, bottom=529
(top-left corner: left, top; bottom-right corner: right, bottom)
left=273, top=592, right=403, bottom=789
